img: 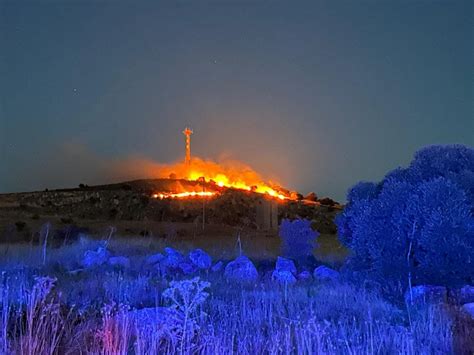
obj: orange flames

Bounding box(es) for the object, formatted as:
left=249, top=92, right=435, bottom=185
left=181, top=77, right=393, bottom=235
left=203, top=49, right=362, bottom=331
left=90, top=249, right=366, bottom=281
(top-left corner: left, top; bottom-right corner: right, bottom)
left=153, top=191, right=216, bottom=199
left=153, top=157, right=293, bottom=201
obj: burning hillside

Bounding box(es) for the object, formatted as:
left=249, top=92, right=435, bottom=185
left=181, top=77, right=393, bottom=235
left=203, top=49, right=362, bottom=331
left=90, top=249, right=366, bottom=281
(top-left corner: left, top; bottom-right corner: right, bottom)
left=149, top=128, right=296, bottom=201
left=152, top=157, right=294, bottom=200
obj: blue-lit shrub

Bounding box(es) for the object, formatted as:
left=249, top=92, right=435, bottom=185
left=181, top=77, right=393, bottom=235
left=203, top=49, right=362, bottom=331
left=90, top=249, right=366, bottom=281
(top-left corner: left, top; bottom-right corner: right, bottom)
left=336, top=145, right=474, bottom=286
left=279, top=219, right=319, bottom=262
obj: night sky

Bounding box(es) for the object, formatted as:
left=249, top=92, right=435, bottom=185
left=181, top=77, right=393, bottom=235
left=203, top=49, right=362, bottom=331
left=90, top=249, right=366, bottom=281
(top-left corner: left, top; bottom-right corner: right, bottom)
left=1, top=1, right=472, bottom=201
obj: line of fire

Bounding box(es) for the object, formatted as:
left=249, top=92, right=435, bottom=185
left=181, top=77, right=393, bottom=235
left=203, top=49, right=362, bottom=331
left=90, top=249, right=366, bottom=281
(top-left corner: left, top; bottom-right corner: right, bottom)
left=151, top=128, right=296, bottom=202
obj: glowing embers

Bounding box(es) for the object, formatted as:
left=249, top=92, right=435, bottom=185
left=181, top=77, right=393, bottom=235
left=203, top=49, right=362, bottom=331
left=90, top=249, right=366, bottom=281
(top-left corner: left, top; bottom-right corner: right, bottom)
left=152, top=191, right=217, bottom=199
left=186, top=171, right=289, bottom=200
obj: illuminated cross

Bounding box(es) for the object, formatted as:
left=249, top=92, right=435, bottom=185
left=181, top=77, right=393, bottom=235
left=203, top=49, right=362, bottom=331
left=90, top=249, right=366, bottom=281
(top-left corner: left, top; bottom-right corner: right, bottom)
left=183, top=127, right=193, bottom=165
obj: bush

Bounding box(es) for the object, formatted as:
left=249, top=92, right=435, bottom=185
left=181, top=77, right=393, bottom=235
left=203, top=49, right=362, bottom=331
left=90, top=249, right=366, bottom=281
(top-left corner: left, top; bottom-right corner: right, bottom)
left=336, top=145, right=474, bottom=287
left=279, top=219, right=319, bottom=263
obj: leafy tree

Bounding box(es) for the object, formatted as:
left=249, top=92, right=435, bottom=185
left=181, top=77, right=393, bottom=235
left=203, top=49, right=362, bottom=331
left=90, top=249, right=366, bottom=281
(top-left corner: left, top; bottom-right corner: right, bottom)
left=336, top=145, right=474, bottom=287
left=279, top=219, right=319, bottom=263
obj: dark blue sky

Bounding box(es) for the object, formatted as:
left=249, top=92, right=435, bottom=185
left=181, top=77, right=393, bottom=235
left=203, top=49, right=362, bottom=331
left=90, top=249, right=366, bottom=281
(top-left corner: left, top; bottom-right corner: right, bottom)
left=1, top=0, right=472, bottom=201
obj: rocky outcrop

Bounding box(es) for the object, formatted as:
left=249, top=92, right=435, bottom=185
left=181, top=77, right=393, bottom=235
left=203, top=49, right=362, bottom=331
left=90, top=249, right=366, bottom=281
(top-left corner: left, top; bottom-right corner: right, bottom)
left=162, top=247, right=186, bottom=269
left=458, top=285, right=474, bottom=304
left=275, top=257, right=297, bottom=275
left=313, top=265, right=340, bottom=282
left=272, top=270, right=296, bottom=284
left=461, top=303, right=474, bottom=320
left=211, top=261, right=224, bottom=272
left=189, top=248, right=212, bottom=270
left=272, top=257, right=297, bottom=284
left=145, top=253, right=165, bottom=266
left=108, top=256, right=131, bottom=269
left=224, top=255, right=258, bottom=283
left=81, top=247, right=110, bottom=269
left=297, top=270, right=312, bottom=281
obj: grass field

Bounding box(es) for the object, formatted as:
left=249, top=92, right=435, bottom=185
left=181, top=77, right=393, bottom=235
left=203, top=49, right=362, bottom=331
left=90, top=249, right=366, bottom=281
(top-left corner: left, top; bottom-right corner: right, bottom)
left=0, top=215, right=348, bottom=264
left=1, top=217, right=471, bottom=354
left=0, top=237, right=471, bottom=354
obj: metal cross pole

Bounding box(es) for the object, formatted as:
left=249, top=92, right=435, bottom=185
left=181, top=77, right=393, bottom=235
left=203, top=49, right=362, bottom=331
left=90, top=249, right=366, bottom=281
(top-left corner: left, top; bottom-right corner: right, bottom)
left=182, top=127, right=193, bottom=165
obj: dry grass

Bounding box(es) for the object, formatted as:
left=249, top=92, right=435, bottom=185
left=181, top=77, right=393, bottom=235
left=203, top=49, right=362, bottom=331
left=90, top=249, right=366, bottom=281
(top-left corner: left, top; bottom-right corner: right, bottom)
left=0, top=219, right=347, bottom=264
left=0, top=239, right=470, bottom=354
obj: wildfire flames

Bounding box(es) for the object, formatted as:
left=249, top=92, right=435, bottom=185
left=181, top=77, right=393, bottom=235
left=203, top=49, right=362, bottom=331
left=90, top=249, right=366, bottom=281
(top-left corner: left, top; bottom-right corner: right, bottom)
left=153, top=191, right=216, bottom=199
left=152, top=157, right=293, bottom=201
left=145, top=128, right=296, bottom=201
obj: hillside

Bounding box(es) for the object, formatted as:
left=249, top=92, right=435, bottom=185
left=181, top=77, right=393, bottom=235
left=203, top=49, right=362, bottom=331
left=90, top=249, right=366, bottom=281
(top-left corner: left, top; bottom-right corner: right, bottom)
left=0, top=178, right=341, bottom=244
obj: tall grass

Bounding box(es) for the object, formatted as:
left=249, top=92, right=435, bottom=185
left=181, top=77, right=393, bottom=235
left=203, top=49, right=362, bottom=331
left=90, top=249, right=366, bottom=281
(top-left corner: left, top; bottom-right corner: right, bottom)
left=0, top=241, right=471, bottom=354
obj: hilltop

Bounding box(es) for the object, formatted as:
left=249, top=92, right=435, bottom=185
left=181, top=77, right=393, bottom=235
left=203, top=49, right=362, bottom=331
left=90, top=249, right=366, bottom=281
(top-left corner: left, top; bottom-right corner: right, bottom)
left=0, top=179, right=341, bottom=247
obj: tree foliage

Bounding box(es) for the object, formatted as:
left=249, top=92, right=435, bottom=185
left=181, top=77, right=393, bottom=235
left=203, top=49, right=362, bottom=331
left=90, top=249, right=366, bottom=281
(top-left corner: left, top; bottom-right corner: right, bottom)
left=279, top=219, right=319, bottom=262
left=336, top=145, right=474, bottom=286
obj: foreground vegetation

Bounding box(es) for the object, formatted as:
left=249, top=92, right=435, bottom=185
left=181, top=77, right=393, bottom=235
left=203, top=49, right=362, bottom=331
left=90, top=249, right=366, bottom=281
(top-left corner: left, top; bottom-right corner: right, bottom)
left=0, top=237, right=472, bottom=354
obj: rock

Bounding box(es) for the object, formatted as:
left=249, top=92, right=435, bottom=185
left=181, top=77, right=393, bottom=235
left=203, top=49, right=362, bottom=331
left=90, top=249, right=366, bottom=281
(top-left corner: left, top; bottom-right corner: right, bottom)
left=256, top=259, right=274, bottom=273
left=313, top=265, right=340, bottom=282
left=178, top=262, right=197, bottom=275
left=145, top=253, right=165, bottom=266
left=272, top=269, right=297, bottom=284
left=224, top=255, right=258, bottom=283
left=211, top=261, right=224, bottom=272
left=163, top=247, right=185, bottom=269
left=459, top=285, right=474, bottom=304
left=272, top=256, right=298, bottom=284
left=297, top=270, right=312, bottom=281
left=318, top=197, right=336, bottom=206
left=405, top=285, right=447, bottom=305
left=298, top=255, right=318, bottom=271
left=188, top=248, right=212, bottom=270
left=461, top=303, right=474, bottom=320
left=304, top=192, right=318, bottom=202
left=81, top=247, right=110, bottom=268
left=108, top=256, right=131, bottom=269
left=275, top=256, right=297, bottom=275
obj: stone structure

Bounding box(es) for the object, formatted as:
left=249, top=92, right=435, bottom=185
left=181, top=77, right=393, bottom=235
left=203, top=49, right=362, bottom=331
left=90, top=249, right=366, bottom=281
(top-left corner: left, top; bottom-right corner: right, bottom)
left=256, top=197, right=279, bottom=231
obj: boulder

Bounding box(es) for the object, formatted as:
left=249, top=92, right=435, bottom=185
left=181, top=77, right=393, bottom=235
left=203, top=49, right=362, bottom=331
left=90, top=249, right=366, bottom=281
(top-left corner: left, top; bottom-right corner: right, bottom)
left=304, top=192, right=318, bottom=202
left=298, top=255, right=319, bottom=271
left=178, top=262, right=197, bottom=275
left=313, top=265, right=340, bottom=282
left=272, top=269, right=297, bottom=285
left=162, top=247, right=185, bottom=269
left=459, top=285, right=474, bottom=304
left=318, top=197, right=336, bottom=206
left=82, top=247, right=110, bottom=268
left=297, top=270, right=312, bottom=282
left=145, top=253, right=165, bottom=266
left=211, top=261, right=224, bottom=273
left=256, top=259, right=274, bottom=274
left=189, top=249, right=212, bottom=270
left=224, top=255, right=258, bottom=283
left=275, top=256, right=297, bottom=275
left=108, top=256, right=131, bottom=269
left=405, top=285, right=447, bottom=305
left=461, top=303, right=474, bottom=320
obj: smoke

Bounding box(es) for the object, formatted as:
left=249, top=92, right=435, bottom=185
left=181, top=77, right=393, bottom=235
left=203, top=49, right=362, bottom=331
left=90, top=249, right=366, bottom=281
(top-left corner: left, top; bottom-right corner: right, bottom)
left=111, top=155, right=286, bottom=191
left=7, top=142, right=284, bottom=193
